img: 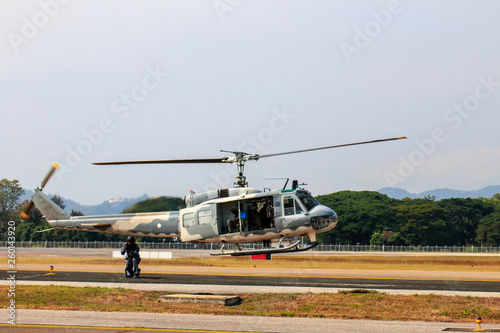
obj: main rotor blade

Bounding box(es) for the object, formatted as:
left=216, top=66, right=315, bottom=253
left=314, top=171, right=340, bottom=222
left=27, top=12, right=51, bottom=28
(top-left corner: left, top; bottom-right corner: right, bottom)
left=251, top=137, right=407, bottom=160
left=93, top=158, right=226, bottom=165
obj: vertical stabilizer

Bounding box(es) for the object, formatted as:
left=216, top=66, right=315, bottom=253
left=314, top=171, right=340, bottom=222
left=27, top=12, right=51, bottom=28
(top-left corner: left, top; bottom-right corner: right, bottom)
left=32, top=190, right=70, bottom=221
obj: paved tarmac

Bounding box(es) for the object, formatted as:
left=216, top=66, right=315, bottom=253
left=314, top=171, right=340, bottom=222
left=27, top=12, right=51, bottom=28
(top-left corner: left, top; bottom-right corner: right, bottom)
left=2, top=248, right=500, bottom=332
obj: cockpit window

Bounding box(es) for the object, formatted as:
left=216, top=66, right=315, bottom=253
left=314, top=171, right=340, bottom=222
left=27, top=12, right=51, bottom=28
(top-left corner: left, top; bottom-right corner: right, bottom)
left=295, top=200, right=304, bottom=214
left=296, top=191, right=320, bottom=211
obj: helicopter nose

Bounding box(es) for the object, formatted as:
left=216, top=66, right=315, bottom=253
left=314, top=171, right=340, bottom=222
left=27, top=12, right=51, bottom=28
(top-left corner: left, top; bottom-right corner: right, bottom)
left=310, top=205, right=337, bottom=232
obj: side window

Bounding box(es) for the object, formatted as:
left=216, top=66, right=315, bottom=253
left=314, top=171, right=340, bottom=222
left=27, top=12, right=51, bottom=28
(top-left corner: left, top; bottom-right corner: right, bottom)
left=198, top=210, right=212, bottom=225
left=295, top=200, right=304, bottom=214
left=183, top=213, right=195, bottom=228
left=283, top=197, right=295, bottom=216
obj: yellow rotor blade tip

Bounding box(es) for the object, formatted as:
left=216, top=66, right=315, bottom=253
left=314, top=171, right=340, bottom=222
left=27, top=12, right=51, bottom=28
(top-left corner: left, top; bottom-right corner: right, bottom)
left=52, top=162, right=60, bottom=169
left=20, top=212, right=29, bottom=219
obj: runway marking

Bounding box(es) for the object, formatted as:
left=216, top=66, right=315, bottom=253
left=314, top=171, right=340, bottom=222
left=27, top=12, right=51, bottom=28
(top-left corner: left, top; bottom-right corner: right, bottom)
left=4, top=269, right=500, bottom=283
left=0, top=323, right=262, bottom=333
left=15, top=273, right=55, bottom=279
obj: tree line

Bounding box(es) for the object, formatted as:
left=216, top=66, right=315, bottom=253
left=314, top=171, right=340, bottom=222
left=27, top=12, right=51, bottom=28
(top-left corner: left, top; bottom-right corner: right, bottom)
left=1, top=178, right=499, bottom=246
left=316, top=191, right=500, bottom=247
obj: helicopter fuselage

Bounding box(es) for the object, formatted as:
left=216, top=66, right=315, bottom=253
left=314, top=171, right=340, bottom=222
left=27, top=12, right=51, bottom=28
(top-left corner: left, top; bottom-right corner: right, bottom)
left=23, top=136, right=406, bottom=254
left=179, top=188, right=337, bottom=244
left=41, top=187, right=337, bottom=244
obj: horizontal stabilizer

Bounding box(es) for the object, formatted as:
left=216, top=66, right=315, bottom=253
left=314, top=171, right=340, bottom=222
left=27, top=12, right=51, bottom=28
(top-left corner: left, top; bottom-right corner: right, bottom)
left=36, top=228, right=54, bottom=233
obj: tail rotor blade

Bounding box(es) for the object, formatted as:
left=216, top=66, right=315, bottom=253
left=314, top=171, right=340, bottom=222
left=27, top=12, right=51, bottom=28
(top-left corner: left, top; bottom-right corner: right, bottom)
left=21, top=162, right=59, bottom=219
left=40, top=162, right=59, bottom=189
left=21, top=201, right=35, bottom=219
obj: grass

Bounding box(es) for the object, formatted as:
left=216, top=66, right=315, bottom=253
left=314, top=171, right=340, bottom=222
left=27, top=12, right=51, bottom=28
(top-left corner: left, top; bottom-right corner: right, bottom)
left=6, top=254, right=500, bottom=272
left=1, top=285, right=499, bottom=323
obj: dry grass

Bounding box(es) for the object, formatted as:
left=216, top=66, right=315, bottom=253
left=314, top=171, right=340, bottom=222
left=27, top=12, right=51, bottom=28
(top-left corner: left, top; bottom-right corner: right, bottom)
left=7, top=255, right=500, bottom=272
left=2, top=285, right=499, bottom=323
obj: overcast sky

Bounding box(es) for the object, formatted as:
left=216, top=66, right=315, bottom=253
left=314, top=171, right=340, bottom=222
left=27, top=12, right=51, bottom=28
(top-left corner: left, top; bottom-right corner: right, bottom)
left=1, top=0, right=499, bottom=205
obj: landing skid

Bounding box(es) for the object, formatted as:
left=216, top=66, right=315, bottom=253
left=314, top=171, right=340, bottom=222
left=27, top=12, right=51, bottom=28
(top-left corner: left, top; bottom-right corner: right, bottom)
left=210, top=240, right=318, bottom=257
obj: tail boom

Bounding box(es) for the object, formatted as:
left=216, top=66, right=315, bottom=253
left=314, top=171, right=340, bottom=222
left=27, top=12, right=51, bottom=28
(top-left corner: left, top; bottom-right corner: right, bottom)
left=27, top=189, right=179, bottom=238
left=47, top=211, right=180, bottom=238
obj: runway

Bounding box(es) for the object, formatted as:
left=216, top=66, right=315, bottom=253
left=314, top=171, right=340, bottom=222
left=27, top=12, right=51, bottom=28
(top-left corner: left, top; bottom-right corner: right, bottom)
left=3, top=249, right=500, bottom=332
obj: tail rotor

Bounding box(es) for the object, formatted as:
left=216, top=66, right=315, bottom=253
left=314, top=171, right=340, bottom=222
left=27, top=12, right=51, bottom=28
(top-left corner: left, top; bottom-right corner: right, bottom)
left=20, top=163, right=59, bottom=219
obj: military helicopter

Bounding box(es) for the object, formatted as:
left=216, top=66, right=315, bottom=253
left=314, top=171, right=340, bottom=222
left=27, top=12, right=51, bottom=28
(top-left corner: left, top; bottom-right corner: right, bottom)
left=21, top=137, right=406, bottom=256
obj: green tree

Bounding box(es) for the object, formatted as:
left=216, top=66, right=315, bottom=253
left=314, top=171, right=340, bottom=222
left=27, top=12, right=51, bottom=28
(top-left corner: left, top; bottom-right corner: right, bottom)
left=370, top=231, right=385, bottom=245
left=391, top=203, right=449, bottom=245
left=386, top=232, right=410, bottom=246
left=399, top=196, right=436, bottom=206
left=317, top=191, right=397, bottom=245
left=476, top=212, right=500, bottom=246
left=488, top=194, right=500, bottom=212
left=437, top=198, right=495, bottom=245
left=370, top=230, right=409, bottom=246
left=15, top=199, right=48, bottom=241
left=0, top=179, right=24, bottom=226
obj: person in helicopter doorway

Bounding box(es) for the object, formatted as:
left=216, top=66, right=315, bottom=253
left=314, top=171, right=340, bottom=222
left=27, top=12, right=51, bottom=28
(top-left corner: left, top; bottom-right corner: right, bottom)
left=121, top=235, right=141, bottom=278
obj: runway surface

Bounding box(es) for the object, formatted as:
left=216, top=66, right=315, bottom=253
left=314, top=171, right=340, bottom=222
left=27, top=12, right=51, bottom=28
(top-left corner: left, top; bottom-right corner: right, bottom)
left=3, top=248, right=500, bottom=332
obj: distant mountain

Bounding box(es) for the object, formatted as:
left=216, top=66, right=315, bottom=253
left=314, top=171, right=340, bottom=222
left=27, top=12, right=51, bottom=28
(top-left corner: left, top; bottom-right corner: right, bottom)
left=21, top=190, right=150, bottom=215
left=378, top=185, right=500, bottom=201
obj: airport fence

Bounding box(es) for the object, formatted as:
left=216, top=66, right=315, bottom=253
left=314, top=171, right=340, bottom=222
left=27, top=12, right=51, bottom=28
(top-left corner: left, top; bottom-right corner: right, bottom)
left=5, top=241, right=500, bottom=253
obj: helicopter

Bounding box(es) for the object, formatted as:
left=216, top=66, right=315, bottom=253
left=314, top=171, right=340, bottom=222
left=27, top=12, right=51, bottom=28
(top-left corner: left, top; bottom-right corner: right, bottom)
left=21, top=137, right=406, bottom=256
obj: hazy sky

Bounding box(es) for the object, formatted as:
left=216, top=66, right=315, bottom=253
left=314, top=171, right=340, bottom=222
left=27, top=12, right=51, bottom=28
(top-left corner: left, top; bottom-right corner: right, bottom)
left=2, top=0, right=499, bottom=205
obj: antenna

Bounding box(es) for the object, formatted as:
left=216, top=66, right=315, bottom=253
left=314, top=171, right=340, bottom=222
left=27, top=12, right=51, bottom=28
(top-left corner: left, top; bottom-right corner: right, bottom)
left=263, top=178, right=290, bottom=190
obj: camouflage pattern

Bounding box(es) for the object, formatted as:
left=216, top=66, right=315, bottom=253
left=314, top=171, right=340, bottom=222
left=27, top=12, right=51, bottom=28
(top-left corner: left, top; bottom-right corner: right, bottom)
left=33, top=190, right=178, bottom=237
left=31, top=187, right=337, bottom=243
